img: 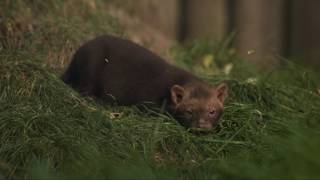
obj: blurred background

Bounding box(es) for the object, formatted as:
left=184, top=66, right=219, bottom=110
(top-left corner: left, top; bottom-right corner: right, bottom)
left=108, top=0, right=320, bottom=70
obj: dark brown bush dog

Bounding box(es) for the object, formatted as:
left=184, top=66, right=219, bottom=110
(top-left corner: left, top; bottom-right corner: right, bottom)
left=62, top=35, right=228, bottom=129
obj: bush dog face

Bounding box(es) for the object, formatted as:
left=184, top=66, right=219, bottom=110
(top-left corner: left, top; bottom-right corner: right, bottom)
left=62, top=35, right=228, bottom=129
left=170, top=82, right=228, bottom=129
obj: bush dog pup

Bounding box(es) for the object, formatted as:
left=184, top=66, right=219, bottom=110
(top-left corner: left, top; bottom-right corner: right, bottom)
left=62, top=35, right=228, bottom=129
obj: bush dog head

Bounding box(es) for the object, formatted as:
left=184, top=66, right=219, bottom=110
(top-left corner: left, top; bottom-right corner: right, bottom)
left=170, top=82, right=228, bottom=129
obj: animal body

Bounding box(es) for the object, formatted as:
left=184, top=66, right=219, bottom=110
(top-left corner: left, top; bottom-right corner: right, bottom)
left=62, top=35, right=228, bottom=129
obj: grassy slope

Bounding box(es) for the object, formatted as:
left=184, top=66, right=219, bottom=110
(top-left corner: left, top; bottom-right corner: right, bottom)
left=1, top=1, right=320, bottom=179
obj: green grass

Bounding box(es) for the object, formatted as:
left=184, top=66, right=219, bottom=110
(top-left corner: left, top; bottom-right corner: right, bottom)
left=1, top=1, right=320, bottom=179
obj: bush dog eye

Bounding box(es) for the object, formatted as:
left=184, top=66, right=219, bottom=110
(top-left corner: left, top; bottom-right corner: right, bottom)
left=62, top=35, right=228, bottom=129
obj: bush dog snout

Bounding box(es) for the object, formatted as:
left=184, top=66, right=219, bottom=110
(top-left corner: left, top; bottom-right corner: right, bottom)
left=62, top=35, right=228, bottom=129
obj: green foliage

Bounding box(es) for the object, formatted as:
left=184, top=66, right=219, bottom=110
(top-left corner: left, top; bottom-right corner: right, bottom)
left=1, top=1, right=320, bottom=179
left=171, top=35, right=238, bottom=76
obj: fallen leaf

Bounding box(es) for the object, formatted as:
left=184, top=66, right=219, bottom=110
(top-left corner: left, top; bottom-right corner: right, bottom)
left=110, top=112, right=122, bottom=119
left=246, top=77, right=258, bottom=84
left=202, top=54, right=214, bottom=68
left=223, top=63, right=233, bottom=75
left=154, top=152, right=164, bottom=163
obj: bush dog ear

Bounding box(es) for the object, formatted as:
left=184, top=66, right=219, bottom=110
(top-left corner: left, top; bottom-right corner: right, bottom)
left=216, top=83, right=228, bottom=104
left=171, top=85, right=185, bottom=105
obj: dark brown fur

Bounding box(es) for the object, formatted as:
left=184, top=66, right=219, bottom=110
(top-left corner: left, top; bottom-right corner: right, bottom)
left=62, top=35, right=228, bottom=129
